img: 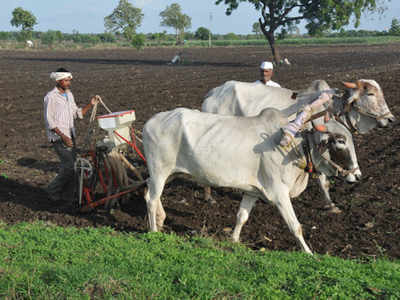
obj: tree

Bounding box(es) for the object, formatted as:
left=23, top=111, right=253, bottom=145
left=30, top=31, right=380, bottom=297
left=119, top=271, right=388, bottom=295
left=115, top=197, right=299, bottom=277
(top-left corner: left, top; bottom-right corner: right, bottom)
left=10, top=7, right=37, bottom=41
left=195, top=27, right=211, bottom=40
left=104, top=0, right=143, bottom=43
left=252, top=22, right=262, bottom=38
left=41, top=30, right=59, bottom=47
left=225, top=32, right=239, bottom=40
left=160, top=3, right=192, bottom=44
left=216, top=0, right=388, bottom=64
left=389, top=18, right=400, bottom=35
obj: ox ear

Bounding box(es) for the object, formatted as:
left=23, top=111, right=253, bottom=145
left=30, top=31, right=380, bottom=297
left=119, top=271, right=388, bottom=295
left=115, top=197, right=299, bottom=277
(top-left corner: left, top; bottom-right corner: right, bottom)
left=342, top=81, right=357, bottom=89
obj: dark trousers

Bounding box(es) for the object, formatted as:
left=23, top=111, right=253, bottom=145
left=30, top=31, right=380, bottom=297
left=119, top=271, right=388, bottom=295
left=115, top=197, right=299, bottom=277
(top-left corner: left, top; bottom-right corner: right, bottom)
left=47, top=140, right=76, bottom=201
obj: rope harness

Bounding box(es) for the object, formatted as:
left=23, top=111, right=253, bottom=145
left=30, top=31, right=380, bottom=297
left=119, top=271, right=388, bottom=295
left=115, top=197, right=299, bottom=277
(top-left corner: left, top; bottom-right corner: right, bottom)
left=337, top=94, right=392, bottom=133
left=302, top=129, right=359, bottom=177
left=281, top=116, right=359, bottom=178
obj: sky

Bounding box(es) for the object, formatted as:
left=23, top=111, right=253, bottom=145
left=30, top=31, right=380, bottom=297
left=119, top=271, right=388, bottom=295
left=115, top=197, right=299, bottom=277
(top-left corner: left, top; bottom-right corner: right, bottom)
left=0, top=0, right=399, bottom=34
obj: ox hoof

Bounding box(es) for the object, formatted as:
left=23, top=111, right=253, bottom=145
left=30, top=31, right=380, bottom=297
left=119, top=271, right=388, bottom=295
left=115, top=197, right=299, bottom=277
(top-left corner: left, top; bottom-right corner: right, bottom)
left=156, top=221, right=165, bottom=230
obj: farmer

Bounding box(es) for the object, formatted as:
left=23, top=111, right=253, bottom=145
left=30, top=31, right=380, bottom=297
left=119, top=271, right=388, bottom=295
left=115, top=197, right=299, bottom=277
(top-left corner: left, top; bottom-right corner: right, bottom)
left=256, top=61, right=281, bottom=87
left=43, top=67, right=99, bottom=202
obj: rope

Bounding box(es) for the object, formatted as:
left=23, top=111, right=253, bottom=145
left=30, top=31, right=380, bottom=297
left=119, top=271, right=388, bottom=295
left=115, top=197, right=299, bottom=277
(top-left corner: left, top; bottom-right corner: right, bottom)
left=82, top=95, right=108, bottom=151
left=96, top=95, right=112, bottom=114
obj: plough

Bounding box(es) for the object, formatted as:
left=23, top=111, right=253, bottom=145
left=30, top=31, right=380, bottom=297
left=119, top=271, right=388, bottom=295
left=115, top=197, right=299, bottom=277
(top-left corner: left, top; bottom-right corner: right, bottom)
left=74, top=97, right=146, bottom=212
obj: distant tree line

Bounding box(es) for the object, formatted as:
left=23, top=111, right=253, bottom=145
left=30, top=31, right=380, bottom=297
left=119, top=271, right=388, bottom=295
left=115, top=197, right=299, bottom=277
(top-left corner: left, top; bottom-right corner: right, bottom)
left=1, top=26, right=399, bottom=46
left=4, top=2, right=399, bottom=50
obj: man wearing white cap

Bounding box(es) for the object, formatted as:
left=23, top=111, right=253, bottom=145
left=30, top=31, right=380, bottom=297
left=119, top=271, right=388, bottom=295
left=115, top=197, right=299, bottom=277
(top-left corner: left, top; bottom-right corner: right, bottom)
left=44, top=67, right=98, bottom=203
left=256, top=61, right=281, bottom=87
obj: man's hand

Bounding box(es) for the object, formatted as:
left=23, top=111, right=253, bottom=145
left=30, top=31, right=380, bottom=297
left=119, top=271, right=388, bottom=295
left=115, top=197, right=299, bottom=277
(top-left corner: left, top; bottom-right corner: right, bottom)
left=90, top=95, right=100, bottom=106
left=61, top=134, right=73, bottom=147
left=82, top=95, right=100, bottom=117
left=53, top=127, right=73, bottom=147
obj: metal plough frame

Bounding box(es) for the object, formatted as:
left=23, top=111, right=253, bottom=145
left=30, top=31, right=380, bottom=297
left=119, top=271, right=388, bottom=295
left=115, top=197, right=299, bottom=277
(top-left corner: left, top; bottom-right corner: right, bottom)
left=74, top=109, right=147, bottom=212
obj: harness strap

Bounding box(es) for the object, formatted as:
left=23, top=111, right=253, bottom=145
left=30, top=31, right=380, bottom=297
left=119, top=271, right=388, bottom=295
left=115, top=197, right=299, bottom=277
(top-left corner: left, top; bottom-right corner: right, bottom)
left=321, top=154, right=359, bottom=177
left=353, top=104, right=391, bottom=121
left=336, top=113, right=358, bottom=134
left=302, top=135, right=313, bottom=173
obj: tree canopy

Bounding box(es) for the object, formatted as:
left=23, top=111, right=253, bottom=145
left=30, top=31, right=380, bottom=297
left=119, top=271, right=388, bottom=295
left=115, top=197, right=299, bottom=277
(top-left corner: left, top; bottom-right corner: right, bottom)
left=160, top=3, right=192, bottom=44
left=252, top=22, right=262, bottom=38
left=104, top=0, right=143, bottom=44
left=10, top=7, right=37, bottom=40
left=216, top=0, right=389, bottom=63
left=195, top=27, right=211, bottom=40
left=389, top=18, right=400, bottom=35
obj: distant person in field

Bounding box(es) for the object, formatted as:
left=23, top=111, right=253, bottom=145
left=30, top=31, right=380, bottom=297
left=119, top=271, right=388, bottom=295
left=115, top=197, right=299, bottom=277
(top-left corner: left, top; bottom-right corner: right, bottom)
left=256, top=61, right=281, bottom=87
left=170, top=51, right=183, bottom=64
left=43, top=67, right=99, bottom=202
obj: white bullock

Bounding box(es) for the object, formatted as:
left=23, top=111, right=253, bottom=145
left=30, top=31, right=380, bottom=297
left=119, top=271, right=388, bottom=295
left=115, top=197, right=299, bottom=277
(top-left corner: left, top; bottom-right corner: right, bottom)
left=143, top=107, right=360, bottom=254
left=202, top=79, right=395, bottom=134
left=202, top=79, right=395, bottom=212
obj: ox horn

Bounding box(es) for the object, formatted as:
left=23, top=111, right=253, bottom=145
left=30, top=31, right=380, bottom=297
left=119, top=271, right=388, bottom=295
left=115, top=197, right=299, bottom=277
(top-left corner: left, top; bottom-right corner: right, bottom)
left=356, top=80, right=363, bottom=90
left=342, top=81, right=357, bottom=89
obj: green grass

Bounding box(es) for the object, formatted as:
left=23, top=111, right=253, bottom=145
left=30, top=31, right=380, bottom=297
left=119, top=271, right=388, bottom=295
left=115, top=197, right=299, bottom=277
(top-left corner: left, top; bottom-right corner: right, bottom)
left=0, top=222, right=398, bottom=299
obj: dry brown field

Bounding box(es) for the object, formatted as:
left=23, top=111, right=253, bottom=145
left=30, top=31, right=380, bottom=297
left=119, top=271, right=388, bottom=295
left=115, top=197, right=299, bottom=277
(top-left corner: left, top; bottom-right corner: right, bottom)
left=0, top=44, right=399, bottom=258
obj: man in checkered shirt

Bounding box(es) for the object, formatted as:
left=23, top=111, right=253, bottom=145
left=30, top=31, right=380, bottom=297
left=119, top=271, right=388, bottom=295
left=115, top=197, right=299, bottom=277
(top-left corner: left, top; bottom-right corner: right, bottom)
left=43, top=67, right=98, bottom=202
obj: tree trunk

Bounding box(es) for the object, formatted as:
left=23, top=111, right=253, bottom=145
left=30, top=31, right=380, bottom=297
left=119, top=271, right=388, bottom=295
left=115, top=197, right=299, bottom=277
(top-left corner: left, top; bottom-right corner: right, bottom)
left=265, top=32, right=281, bottom=65
left=259, top=18, right=281, bottom=65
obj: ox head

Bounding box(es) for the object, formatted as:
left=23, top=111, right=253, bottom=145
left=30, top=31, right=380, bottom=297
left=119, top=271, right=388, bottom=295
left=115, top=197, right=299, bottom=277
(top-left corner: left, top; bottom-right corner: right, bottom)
left=342, top=80, right=396, bottom=133
left=311, top=120, right=361, bottom=183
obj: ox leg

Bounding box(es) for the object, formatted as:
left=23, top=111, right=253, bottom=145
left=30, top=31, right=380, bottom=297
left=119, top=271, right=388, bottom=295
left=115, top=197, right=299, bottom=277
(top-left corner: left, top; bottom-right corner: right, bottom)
left=144, top=176, right=167, bottom=232
left=203, top=186, right=216, bottom=204
left=317, top=174, right=341, bottom=214
left=273, top=190, right=312, bottom=254
left=232, top=194, right=257, bottom=242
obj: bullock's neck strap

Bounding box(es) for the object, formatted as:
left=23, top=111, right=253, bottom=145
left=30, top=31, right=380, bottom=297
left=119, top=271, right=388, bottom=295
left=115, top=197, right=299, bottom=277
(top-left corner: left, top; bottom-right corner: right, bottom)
left=334, top=113, right=359, bottom=134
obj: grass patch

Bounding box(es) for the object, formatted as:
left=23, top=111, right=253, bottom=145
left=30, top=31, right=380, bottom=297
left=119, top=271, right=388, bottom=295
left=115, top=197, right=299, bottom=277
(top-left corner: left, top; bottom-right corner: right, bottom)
left=0, top=222, right=398, bottom=298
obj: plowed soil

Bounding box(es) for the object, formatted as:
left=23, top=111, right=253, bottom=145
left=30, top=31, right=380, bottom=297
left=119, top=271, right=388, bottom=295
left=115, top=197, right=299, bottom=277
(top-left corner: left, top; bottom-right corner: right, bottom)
left=0, top=44, right=399, bottom=259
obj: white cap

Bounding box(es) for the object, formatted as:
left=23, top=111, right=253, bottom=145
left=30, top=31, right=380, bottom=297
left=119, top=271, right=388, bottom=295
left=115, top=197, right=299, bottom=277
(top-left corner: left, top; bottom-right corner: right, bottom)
left=260, top=61, right=273, bottom=70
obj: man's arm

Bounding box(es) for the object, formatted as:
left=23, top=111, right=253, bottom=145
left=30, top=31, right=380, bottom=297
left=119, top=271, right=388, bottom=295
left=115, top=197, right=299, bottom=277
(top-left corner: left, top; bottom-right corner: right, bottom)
left=81, top=96, right=99, bottom=116
left=52, top=127, right=73, bottom=147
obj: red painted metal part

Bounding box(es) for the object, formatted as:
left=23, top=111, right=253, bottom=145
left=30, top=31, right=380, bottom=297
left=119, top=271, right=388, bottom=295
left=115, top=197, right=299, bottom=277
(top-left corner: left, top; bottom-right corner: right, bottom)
left=76, top=126, right=146, bottom=210
left=80, top=185, right=143, bottom=212
left=112, top=128, right=147, bottom=163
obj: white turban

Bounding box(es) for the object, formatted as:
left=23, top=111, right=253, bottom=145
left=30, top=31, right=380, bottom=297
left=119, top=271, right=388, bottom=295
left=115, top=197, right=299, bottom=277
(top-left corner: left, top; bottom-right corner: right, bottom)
left=260, top=61, right=273, bottom=70
left=50, top=72, right=73, bottom=81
